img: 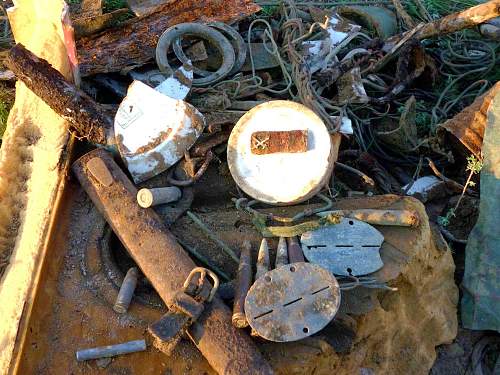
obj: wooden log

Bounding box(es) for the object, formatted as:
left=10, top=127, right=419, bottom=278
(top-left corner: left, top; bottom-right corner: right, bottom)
left=4, top=44, right=112, bottom=145
left=76, top=0, right=260, bottom=77
left=384, top=0, right=500, bottom=51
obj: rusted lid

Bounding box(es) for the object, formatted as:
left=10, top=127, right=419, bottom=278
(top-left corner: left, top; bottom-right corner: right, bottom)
left=245, top=262, right=340, bottom=342
left=227, top=101, right=334, bottom=205
left=114, top=81, right=205, bottom=183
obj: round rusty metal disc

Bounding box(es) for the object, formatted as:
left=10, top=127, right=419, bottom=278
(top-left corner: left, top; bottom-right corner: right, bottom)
left=245, top=262, right=340, bottom=342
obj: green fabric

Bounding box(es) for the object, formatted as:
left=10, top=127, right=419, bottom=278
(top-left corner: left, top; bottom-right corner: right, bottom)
left=461, top=92, right=500, bottom=332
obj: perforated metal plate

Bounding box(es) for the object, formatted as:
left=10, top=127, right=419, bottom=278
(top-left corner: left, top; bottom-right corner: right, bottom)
left=245, top=263, right=340, bottom=342
left=301, top=218, right=384, bottom=276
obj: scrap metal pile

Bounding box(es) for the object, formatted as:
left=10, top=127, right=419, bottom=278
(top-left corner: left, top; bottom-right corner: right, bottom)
left=3, top=0, right=499, bottom=373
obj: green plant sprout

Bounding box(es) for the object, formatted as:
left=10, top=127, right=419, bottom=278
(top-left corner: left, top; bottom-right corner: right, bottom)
left=438, top=155, right=482, bottom=227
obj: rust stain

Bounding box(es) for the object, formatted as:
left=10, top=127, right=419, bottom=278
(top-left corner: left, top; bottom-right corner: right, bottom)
left=133, top=128, right=172, bottom=155
left=250, top=130, right=309, bottom=155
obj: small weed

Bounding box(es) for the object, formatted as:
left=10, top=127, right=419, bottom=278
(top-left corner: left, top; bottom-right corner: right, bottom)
left=439, top=155, right=482, bottom=226
left=0, top=100, right=9, bottom=140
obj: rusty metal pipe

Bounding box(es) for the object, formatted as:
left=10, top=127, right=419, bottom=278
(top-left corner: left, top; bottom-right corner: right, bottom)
left=72, top=148, right=273, bottom=375
left=232, top=241, right=252, bottom=328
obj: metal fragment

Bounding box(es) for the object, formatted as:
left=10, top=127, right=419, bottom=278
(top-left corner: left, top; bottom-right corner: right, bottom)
left=113, top=267, right=138, bottom=314
left=114, top=80, right=206, bottom=183
left=154, top=64, right=193, bottom=100
left=232, top=241, right=252, bottom=328
left=286, top=237, right=305, bottom=263
left=245, top=263, right=341, bottom=342
left=156, top=23, right=236, bottom=87
left=275, top=237, right=288, bottom=268
left=76, top=339, right=147, bottom=361
left=301, top=218, right=384, bottom=276
left=255, top=239, right=270, bottom=280
left=317, top=209, right=420, bottom=227
left=137, top=187, right=182, bottom=208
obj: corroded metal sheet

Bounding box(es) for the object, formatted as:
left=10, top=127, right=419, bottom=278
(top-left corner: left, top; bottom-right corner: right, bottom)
left=245, top=263, right=340, bottom=342
left=301, top=218, right=384, bottom=276
left=114, top=81, right=205, bottom=183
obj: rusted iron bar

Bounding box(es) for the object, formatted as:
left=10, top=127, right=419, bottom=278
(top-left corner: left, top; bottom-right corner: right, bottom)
left=4, top=44, right=112, bottom=144
left=318, top=209, right=420, bottom=227
left=72, top=149, right=273, bottom=375
left=76, top=0, right=260, bottom=76
left=232, top=241, right=252, bottom=328
left=286, top=237, right=305, bottom=263
left=384, top=0, right=500, bottom=51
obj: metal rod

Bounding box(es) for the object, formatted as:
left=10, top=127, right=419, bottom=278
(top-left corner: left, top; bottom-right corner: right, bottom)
left=72, top=149, right=272, bottom=375
left=76, top=339, right=147, bottom=361
left=186, top=211, right=239, bottom=263
left=275, top=237, right=288, bottom=268
left=232, top=241, right=252, bottom=328
left=113, top=267, right=138, bottom=314
left=255, top=239, right=270, bottom=280
left=286, top=237, right=305, bottom=263
left=137, top=187, right=182, bottom=208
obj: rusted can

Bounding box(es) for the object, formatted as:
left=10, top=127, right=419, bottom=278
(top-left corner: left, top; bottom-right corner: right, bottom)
left=72, top=149, right=273, bottom=375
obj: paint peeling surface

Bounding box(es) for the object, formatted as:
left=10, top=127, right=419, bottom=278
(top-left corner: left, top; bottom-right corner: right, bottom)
left=114, top=81, right=205, bottom=183
left=155, top=64, right=193, bottom=100
left=245, top=262, right=340, bottom=342
left=227, top=101, right=333, bottom=205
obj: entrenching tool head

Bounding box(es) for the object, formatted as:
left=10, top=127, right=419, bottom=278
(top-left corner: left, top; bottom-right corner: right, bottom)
left=114, top=80, right=205, bottom=183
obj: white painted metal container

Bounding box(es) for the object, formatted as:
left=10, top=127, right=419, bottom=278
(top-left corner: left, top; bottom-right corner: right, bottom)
left=227, top=100, right=335, bottom=205
left=114, top=81, right=205, bottom=183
